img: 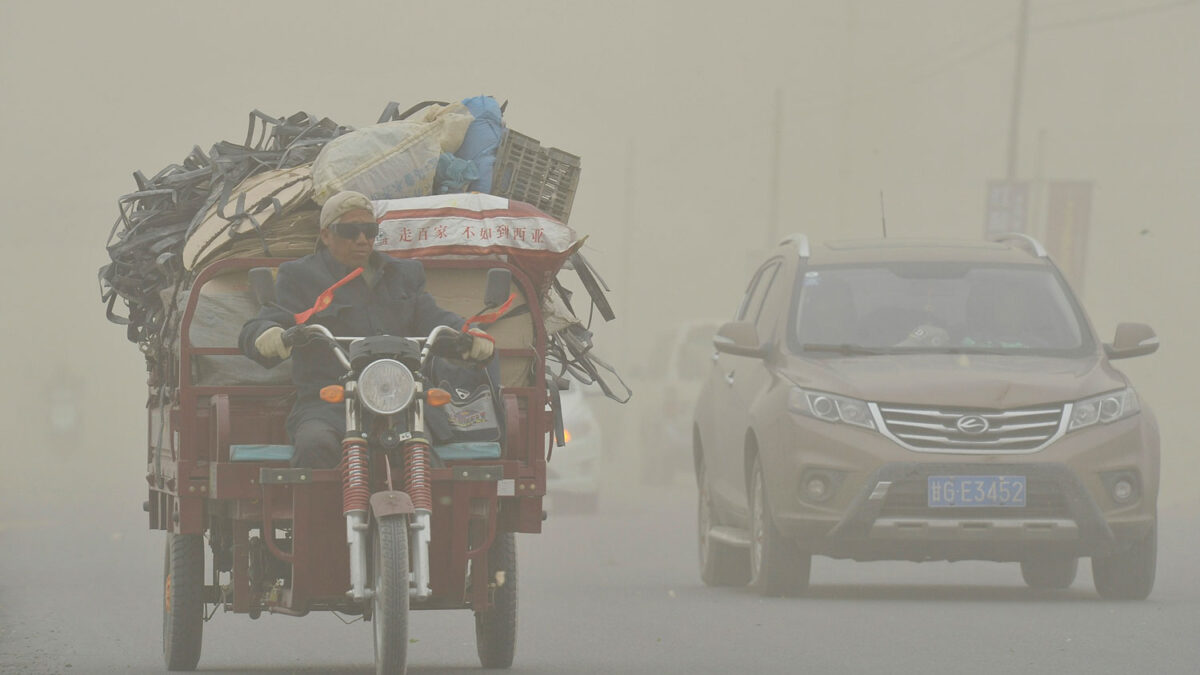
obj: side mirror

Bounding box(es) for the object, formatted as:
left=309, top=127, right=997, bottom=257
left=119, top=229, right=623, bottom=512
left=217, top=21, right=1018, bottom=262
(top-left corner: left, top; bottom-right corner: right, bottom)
left=484, top=268, right=513, bottom=309
left=713, top=321, right=767, bottom=359
left=1104, top=323, right=1159, bottom=359
left=248, top=267, right=277, bottom=307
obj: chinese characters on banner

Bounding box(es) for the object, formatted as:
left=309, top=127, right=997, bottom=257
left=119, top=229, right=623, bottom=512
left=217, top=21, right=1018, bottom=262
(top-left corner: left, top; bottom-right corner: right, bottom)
left=1044, top=181, right=1093, bottom=295
left=378, top=222, right=548, bottom=249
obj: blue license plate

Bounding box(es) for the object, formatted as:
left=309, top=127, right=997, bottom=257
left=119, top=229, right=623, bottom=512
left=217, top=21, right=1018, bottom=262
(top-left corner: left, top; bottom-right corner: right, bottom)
left=927, top=476, right=1026, bottom=507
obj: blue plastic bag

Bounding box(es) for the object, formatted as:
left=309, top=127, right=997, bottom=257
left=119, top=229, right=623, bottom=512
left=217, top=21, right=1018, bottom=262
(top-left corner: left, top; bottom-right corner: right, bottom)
left=455, top=95, right=505, bottom=192
left=434, top=153, right=480, bottom=194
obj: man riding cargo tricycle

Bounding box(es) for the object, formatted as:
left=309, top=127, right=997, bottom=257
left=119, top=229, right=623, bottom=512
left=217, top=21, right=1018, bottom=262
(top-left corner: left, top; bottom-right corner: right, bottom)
left=146, top=193, right=579, bottom=673
left=101, top=104, right=624, bottom=673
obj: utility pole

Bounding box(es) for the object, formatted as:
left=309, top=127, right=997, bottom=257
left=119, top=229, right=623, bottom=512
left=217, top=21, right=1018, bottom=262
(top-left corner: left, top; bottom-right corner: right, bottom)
left=837, top=0, right=857, bottom=232
left=1005, top=0, right=1032, bottom=181
left=766, top=88, right=782, bottom=249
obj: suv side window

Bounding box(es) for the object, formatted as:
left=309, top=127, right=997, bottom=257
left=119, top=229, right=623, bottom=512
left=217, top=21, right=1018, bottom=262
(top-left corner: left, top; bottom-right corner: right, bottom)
left=734, top=270, right=765, bottom=320
left=737, top=260, right=781, bottom=325
left=754, top=263, right=788, bottom=334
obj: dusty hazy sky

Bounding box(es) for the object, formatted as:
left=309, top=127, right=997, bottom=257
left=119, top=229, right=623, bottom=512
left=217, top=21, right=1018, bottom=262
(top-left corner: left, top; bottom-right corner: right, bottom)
left=1, top=0, right=1196, bottom=501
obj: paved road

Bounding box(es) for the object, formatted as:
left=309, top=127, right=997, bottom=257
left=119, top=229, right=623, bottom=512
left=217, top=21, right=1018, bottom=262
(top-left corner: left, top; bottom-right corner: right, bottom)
left=2, top=453, right=1198, bottom=674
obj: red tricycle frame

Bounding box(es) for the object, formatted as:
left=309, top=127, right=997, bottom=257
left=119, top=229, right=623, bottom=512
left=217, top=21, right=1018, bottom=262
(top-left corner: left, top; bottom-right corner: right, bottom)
left=146, top=254, right=550, bottom=617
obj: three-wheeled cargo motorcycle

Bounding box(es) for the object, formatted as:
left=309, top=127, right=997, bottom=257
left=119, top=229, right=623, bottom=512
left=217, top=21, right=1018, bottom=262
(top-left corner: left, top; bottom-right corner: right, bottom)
left=147, top=254, right=551, bottom=673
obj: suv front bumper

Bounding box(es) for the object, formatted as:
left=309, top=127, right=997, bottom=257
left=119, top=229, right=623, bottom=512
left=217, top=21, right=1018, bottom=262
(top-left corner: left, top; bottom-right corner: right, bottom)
left=764, top=414, right=1158, bottom=562
left=809, top=462, right=1150, bottom=561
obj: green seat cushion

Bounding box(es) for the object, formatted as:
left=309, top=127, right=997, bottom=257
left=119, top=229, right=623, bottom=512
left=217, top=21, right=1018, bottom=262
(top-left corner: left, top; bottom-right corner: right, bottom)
left=230, top=442, right=499, bottom=462
left=229, top=444, right=295, bottom=462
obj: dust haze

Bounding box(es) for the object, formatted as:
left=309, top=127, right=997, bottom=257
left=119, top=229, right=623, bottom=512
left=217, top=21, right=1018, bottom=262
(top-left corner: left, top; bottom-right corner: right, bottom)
left=1, top=0, right=1197, bottom=671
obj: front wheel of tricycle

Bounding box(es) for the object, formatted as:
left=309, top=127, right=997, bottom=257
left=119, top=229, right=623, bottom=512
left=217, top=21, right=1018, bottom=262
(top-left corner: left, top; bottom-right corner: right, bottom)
left=372, top=515, right=410, bottom=675
left=163, top=533, right=204, bottom=671
left=475, top=531, right=517, bottom=669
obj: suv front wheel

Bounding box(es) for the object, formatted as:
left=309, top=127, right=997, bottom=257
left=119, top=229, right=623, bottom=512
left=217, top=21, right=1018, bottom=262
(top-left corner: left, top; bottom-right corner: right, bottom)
left=748, top=454, right=810, bottom=597
left=1092, top=522, right=1156, bottom=600
left=697, top=458, right=751, bottom=587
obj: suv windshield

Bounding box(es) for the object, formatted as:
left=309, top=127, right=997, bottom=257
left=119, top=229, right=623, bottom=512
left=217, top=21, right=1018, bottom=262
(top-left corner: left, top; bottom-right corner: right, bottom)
left=791, top=262, right=1093, bottom=356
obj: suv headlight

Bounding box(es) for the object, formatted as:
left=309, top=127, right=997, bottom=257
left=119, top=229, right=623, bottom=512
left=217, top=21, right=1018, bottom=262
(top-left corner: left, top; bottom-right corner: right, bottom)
left=788, top=388, right=875, bottom=430
left=1068, top=388, right=1140, bottom=431
left=358, top=359, right=416, bottom=415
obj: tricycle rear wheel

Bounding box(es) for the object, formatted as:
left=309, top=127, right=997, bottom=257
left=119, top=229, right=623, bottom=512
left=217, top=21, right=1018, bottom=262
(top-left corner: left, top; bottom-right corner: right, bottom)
left=475, top=531, right=517, bottom=669
left=372, top=515, right=410, bottom=674
left=163, top=533, right=204, bottom=671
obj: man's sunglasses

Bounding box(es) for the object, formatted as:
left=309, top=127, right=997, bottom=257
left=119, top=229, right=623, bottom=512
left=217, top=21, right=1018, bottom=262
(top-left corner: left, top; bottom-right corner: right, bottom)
left=332, top=222, right=379, bottom=240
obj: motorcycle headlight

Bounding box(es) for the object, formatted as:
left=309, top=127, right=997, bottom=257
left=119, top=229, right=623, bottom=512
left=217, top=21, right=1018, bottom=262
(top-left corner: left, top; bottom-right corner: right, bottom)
left=788, top=387, right=876, bottom=430
left=1068, top=388, right=1140, bottom=431
left=357, top=359, right=416, bottom=415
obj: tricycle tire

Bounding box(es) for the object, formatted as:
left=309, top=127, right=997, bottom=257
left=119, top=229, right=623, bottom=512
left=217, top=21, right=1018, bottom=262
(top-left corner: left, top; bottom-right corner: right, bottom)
left=475, top=531, right=517, bottom=669
left=372, top=515, right=410, bottom=675
left=163, top=533, right=204, bottom=671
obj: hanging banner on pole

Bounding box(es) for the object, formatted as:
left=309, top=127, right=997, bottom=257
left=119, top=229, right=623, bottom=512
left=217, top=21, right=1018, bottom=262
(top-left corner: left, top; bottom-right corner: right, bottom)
left=984, top=180, right=1030, bottom=238
left=1044, top=180, right=1093, bottom=294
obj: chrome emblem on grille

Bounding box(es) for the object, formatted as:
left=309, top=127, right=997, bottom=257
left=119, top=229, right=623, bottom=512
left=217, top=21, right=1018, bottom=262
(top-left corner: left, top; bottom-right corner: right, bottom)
left=956, top=415, right=990, bottom=435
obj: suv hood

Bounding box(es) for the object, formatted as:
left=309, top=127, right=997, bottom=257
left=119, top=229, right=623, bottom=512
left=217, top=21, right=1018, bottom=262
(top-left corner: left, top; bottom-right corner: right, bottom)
left=786, top=353, right=1125, bottom=409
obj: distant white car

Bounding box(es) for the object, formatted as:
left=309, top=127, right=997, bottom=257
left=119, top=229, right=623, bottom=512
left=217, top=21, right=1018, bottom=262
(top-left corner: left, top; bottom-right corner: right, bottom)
left=634, top=321, right=723, bottom=483
left=545, top=383, right=603, bottom=512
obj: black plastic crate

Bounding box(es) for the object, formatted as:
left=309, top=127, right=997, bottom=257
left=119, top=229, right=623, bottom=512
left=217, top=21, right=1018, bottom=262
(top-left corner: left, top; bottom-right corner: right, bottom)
left=491, top=129, right=581, bottom=223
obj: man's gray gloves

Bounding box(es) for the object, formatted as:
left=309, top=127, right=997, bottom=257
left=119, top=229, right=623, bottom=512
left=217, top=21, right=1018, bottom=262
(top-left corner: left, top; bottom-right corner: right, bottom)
left=463, top=329, right=495, bottom=362
left=255, top=325, right=292, bottom=360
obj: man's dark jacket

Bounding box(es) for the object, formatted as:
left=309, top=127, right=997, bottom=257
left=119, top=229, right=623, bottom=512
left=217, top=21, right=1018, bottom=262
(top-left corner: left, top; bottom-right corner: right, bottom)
left=239, top=247, right=462, bottom=436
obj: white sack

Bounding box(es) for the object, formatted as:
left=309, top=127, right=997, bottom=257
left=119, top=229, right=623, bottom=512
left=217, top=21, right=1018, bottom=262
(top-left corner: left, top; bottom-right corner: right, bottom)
left=312, top=103, right=473, bottom=204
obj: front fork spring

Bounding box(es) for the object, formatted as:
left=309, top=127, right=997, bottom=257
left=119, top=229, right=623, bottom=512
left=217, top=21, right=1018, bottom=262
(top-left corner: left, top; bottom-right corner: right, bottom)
left=403, top=442, right=433, bottom=511
left=341, top=438, right=370, bottom=515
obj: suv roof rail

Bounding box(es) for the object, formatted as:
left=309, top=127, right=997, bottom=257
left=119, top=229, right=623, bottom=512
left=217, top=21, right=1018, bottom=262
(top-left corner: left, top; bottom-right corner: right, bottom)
left=991, top=232, right=1048, bottom=258
left=778, top=233, right=810, bottom=259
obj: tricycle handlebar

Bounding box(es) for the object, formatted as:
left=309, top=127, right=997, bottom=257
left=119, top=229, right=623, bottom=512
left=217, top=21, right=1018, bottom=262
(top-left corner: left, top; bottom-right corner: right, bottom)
left=281, top=323, right=468, bottom=372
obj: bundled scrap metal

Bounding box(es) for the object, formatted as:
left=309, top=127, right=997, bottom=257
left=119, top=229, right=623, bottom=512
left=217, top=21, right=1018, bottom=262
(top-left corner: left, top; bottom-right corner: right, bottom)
left=99, top=111, right=349, bottom=356
left=545, top=256, right=630, bottom=403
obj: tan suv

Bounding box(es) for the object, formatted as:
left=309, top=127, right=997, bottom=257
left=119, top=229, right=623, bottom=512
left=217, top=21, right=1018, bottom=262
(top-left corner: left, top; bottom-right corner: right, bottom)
left=694, top=235, right=1160, bottom=599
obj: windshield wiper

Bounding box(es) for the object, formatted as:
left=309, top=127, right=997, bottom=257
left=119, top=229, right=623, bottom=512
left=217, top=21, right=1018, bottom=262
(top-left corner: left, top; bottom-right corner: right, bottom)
left=942, top=346, right=1012, bottom=355
left=801, top=343, right=890, bottom=356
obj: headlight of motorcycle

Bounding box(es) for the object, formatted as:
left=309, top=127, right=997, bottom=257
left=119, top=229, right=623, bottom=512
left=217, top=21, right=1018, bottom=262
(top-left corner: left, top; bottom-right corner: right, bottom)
left=1068, top=388, right=1140, bottom=431
left=788, top=387, right=876, bottom=430
left=358, top=359, right=416, bottom=415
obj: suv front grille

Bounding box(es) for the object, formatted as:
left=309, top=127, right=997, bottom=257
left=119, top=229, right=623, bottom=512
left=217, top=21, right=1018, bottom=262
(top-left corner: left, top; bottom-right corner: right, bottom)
left=874, top=403, right=1067, bottom=453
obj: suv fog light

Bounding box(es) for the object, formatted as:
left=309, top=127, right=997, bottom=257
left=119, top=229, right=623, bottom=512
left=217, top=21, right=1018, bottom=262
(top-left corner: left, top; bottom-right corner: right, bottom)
left=806, top=477, right=829, bottom=500
left=799, top=469, right=841, bottom=504
left=1101, top=470, right=1140, bottom=505
left=1112, top=478, right=1135, bottom=504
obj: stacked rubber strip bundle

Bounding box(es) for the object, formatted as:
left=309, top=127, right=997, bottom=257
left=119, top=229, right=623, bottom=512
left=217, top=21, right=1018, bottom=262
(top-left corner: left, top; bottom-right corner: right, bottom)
left=98, top=111, right=351, bottom=378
